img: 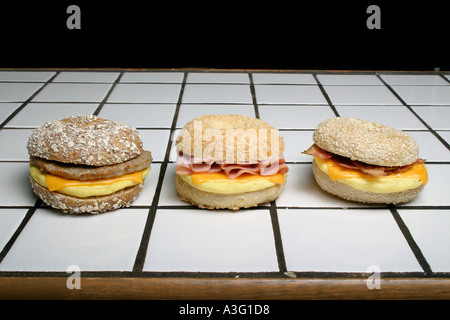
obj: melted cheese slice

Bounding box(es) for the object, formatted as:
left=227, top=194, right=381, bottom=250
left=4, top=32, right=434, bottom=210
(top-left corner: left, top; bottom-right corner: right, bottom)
left=179, top=172, right=285, bottom=194
left=30, top=164, right=150, bottom=198
left=314, top=157, right=427, bottom=193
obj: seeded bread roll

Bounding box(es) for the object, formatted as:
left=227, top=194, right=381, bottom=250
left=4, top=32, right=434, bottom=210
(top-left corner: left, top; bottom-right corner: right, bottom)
left=312, top=160, right=424, bottom=204
left=27, top=115, right=152, bottom=214
left=30, top=177, right=143, bottom=214
left=27, top=115, right=143, bottom=166
left=176, top=114, right=285, bottom=163
left=175, top=174, right=285, bottom=210
left=313, top=117, right=419, bottom=167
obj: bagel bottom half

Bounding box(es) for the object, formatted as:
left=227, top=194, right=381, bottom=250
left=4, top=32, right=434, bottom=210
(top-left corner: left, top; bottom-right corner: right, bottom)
left=175, top=174, right=285, bottom=210
left=312, top=161, right=424, bottom=204
left=30, top=177, right=143, bottom=214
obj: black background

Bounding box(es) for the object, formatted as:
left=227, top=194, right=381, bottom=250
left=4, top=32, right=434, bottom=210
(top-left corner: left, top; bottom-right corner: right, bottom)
left=1, top=1, right=448, bottom=70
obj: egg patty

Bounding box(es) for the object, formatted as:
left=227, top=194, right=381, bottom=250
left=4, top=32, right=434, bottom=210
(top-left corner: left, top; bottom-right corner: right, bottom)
left=314, top=157, right=427, bottom=193
left=30, top=164, right=150, bottom=198
left=178, top=172, right=285, bottom=194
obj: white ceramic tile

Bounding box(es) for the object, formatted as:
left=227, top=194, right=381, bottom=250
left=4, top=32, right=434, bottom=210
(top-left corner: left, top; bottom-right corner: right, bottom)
left=258, top=105, right=336, bottom=129
left=438, top=131, right=450, bottom=146
left=255, top=85, right=327, bottom=104
left=380, top=75, right=449, bottom=85
left=144, top=209, right=278, bottom=272
left=176, top=104, right=256, bottom=128
left=5, top=103, right=98, bottom=127
left=317, top=74, right=383, bottom=85
left=278, top=209, right=422, bottom=272
left=402, top=164, right=450, bottom=206
left=407, top=131, right=450, bottom=161
left=98, top=104, right=176, bottom=128
left=0, top=129, right=33, bottom=161
left=132, top=163, right=161, bottom=206
left=182, top=84, right=252, bottom=104
left=187, top=72, right=249, bottom=83
left=252, top=73, right=316, bottom=84
left=275, top=164, right=378, bottom=208
left=0, top=208, right=149, bottom=271
left=158, top=163, right=186, bottom=205
left=120, top=72, right=184, bottom=83
left=0, top=103, right=20, bottom=124
left=0, top=71, right=55, bottom=82
left=32, top=83, right=112, bottom=102
left=391, top=86, right=450, bottom=105
left=108, top=83, right=182, bottom=103
left=0, top=83, right=44, bottom=102
left=323, top=85, right=401, bottom=105
left=335, top=105, right=427, bottom=130
left=137, top=129, right=171, bottom=162
left=0, top=163, right=37, bottom=206
left=411, top=106, right=450, bottom=130
left=280, top=130, right=315, bottom=162
left=0, top=209, right=28, bottom=252
left=53, top=72, right=120, bottom=83
left=398, top=209, right=450, bottom=272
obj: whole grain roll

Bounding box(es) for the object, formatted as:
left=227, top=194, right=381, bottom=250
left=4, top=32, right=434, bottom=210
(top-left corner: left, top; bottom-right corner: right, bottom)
left=30, top=177, right=143, bottom=214
left=176, top=114, right=285, bottom=163
left=27, top=115, right=143, bottom=166
left=313, top=117, right=419, bottom=166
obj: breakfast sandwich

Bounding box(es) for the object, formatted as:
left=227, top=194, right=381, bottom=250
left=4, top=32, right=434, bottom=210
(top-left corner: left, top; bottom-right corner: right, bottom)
left=27, top=115, right=152, bottom=214
left=302, top=117, right=428, bottom=204
left=175, top=114, right=288, bottom=209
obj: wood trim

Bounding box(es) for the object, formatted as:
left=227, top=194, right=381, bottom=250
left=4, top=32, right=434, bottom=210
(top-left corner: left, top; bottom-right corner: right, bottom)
left=1, top=277, right=449, bottom=300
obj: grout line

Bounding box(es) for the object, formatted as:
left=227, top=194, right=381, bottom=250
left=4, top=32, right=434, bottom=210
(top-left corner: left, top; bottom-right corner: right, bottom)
left=388, top=204, right=433, bottom=275
left=269, top=200, right=287, bottom=274
left=132, top=72, right=188, bottom=273
left=92, top=72, right=124, bottom=115
left=0, top=199, right=42, bottom=264
left=0, top=72, right=60, bottom=129
left=248, top=72, right=260, bottom=118
left=376, top=74, right=450, bottom=151
left=440, top=74, right=450, bottom=84
left=312, top=74, right=340, bottom=117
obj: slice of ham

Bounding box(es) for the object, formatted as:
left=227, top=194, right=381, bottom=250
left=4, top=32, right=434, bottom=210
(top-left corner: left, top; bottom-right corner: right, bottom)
left=302, top=144, right=425, bottom=178
left=175, top=152, right=289, bottom=179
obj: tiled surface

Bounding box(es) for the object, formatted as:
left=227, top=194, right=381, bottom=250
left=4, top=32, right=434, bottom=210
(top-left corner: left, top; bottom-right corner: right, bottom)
left=0, top=70, right=449, bottom=282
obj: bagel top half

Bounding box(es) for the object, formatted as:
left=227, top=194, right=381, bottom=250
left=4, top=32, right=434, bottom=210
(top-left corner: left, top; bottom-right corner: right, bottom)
left=313, top=117, right=418, bottom=167
left=175, top=114, right=285, bottom=163
left=27, top=115, right=143, bottom=166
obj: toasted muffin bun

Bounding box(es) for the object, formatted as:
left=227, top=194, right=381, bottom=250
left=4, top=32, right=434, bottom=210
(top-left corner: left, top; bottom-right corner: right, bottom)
left=27, top=115, right=143, bottom=166
left=313, top=117, right=419, bottom=166
left=175, top=174, right=285, bottom=210
left=312, top=161, right=424, bottom=204
left=176, top=114, right=285, bottom=163
left=30, top=177, right=143, bottom=214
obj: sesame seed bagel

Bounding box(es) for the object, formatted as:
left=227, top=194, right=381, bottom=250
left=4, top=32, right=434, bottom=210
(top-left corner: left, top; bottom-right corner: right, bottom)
left=313, top=117, right=419, bottom=166
left=176, top=114, right=285, bottom=163
left=27, top=115, right=143, bottom=166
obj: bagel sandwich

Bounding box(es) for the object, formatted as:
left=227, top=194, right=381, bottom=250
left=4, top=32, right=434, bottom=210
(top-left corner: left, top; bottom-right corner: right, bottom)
left=175, top=114, right=288, bottom=210
left=302, top=117, right=427, bottom=204
left=27, top=115, right=152, bottom=214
